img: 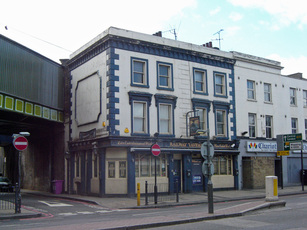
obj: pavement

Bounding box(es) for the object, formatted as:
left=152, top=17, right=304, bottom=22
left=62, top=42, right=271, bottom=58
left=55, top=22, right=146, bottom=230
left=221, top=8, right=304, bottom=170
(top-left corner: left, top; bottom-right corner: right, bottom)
left=0, top=185, right=306, bottom=229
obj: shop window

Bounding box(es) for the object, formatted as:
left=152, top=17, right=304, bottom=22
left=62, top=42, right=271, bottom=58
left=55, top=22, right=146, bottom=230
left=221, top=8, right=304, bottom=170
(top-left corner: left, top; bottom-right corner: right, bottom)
left=135, top=154, right=166, bottom=177
left=108, top=161, right=115, bottom=178
left=119, top=161, right=127, bottom=178
left=212, top=156, right=232, bottom=175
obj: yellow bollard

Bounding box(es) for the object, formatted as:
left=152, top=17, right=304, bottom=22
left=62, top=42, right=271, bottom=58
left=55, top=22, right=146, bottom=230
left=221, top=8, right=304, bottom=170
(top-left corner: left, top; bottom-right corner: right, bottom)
left=137, top=183, right=140, bottom=206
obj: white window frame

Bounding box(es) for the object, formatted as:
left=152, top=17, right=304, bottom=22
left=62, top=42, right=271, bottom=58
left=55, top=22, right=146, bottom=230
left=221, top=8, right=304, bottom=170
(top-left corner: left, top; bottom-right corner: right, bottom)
left=212, top=156, right=232, bottom=175
left=291, top=118, right=298, bottom=134
left=216, top=109, right=226, bottom=137
left=290, top=88, right=297, bottom=106
left=157, top=62, right=173, bottom=90
left=247, top=80, right=256, bottom=100
left=194, top=69, right=207, bottom=94
left=159, top=104, right=172, bottom=135
left=196, top=107, right=207, bottom=130
left=265, top=115, right=273, bottom=138
left=303, top=90, right=307, bottom=107
left=214, top=73, right=226, bottom=96
left=248, top=113, right=257, bottom=138
left=131, top=58, right=148, bottom=87
left=264, top=83, right=272, bottom=102
left=133, top=101, right=147, bottom=134
left=135, top=154, right=167, bottom=178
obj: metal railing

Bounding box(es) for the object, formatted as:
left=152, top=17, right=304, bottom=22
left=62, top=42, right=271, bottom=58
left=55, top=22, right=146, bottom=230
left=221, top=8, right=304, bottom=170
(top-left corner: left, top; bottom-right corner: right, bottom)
left=145, top=180, right=179, bottom=205
left=0, top=183, right=21, bottom=213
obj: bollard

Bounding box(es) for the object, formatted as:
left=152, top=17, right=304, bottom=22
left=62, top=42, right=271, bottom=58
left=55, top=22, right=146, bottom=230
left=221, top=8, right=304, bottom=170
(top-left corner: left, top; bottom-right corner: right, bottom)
left=145, top=181, right=148, bottom=205
left=265, top=176, right=279, bottom=201
left=137, top=183, right=140, bottom=206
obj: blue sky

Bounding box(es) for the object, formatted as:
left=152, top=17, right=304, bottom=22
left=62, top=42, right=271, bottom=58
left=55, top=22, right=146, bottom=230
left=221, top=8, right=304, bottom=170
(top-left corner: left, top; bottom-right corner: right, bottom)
left=1, top=0, right=306, bottom=77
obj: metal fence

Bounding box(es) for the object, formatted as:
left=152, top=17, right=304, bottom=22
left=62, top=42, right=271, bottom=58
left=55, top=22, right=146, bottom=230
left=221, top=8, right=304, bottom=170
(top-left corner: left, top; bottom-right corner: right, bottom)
left=0, top=184, right=21, bottom=213
left=144, top=181, right=179, bottom=205
left=0, top=192, right=15, bottom=210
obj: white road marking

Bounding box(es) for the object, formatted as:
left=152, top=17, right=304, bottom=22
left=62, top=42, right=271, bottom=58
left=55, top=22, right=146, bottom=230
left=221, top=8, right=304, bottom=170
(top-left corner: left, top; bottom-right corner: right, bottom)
left=58, top=212, right=78, bottom=216
left=76, top=211, right=95, bottom=215
left=38, top=200, right=73, bottom=207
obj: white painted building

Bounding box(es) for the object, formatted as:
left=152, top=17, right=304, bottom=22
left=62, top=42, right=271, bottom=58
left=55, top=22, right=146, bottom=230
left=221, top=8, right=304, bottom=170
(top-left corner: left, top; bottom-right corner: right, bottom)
left=233, top=51, right=307, bottom=189
left=65, top=27, right=239, bottom=196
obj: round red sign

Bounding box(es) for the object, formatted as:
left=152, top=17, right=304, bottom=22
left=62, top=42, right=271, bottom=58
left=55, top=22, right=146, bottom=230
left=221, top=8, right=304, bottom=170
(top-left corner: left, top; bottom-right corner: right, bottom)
left=151, top=144, right=161, bottom=156
left=13, top=136, right=28, bottom=151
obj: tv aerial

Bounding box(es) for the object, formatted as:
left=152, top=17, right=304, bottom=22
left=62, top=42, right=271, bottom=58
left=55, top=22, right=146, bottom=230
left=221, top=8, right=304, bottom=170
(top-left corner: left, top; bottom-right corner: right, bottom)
left=213, top=29, right=224, bottom=50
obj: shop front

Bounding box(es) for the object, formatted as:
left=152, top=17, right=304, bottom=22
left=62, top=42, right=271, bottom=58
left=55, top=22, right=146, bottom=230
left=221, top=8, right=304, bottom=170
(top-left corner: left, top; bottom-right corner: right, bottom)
left=68, top=136, right=239, bottom=196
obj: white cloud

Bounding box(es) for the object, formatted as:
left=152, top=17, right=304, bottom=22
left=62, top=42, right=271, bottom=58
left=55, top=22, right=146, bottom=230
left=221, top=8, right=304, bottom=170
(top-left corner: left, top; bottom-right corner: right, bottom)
left=210, top=7, right=221, bottom=16
left=229, top=12, right=243, bottom=21
left=228, top=0, right=307, bottom=28
left=225, top=26, right=241, bottom=37
left=267, top=54, right=307, bottom=78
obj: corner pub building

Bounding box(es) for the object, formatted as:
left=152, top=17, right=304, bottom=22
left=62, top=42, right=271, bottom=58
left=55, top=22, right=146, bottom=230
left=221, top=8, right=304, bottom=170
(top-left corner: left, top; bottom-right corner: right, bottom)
left=65, top=27, right=239, bottom=196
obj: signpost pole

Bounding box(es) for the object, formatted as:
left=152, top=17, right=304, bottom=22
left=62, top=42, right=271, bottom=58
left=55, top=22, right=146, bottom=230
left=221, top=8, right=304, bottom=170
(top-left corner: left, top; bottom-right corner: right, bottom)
left=17, top=151, right=21, bottom=213
left=154, top=156, right=157, bottom=204
left=206, top=129, right=214, bottom=214
left=301, top=140, right=304, bottom=191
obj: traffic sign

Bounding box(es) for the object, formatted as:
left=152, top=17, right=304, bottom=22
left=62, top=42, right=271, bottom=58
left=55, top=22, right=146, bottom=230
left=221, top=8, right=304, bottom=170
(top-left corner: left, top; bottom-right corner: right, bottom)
left=202, top=160, right=214, bottom=177
left=151, top=144, right=161, bottom=156
left=283, top=133, right=302, bottom=142
left=13, top=136, right=28, bottom=151
left=201, top=142, right=214, bottom=159
left=277, top=150, right=289, bottom=156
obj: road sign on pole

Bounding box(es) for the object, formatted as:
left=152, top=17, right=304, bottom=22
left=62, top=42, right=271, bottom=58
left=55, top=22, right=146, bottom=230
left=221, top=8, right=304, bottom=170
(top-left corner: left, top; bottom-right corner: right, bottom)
left=13, top=136, right=28, bottom=151
left=151, top=144, right=161, bottom=156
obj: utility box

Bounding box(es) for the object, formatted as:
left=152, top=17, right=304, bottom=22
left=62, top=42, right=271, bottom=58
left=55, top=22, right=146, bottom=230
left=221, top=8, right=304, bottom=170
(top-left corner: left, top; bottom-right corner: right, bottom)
left=265, top=176, right=278, bottom=201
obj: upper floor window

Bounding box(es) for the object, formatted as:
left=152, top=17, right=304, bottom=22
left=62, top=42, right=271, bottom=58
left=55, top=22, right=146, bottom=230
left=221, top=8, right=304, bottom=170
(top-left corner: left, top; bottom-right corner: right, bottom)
left=291, top=117, right=298, bottom=134
left=131, top=57, right=148, bottom=87
left=133, top=102, right=147, bottom=133
left=155, top=94, right=177, bottom=137
left=265, top=115, right=273, bottom=138
left=305, top=119, right=307, bottom=140
left=216, top=110, right=226, bottom=136
left=264, top=83, right=272, bottom=102
left=193, top=68, right=207, bottom=95
left=213, top=101, right=229, bottom=138
left=192, top=98, right=211, bottom=137
left=214, top=72, right=227, bottom=97
left=157, top=62, right=173, bottom=91
left=128, top=91, right=152, bottom=136
left=248, top=113, right=256, bottom=138
left=197, top=108, right=207, bottom=130
left=303, top=90, right=307, bottom=107
left=247, top=80, right=256, bottom=100
left=290, top=88, right=297, bottom=106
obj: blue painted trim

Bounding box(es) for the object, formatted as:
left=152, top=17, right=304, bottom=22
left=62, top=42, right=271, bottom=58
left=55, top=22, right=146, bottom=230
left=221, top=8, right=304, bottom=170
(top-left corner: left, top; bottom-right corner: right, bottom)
left=99, top=148, right=105, bottom=196
left=229, top=68, right=237, bottom=140
left=183, top=155, right=192, bottom=193
left=130, top=57, right=149, bottom=88
left=68, top=36, right=235, bottom=71
left=106, top=47, right=120, bottom=136
left=154, top=94, right=177, bottom=137
left=213, top=71, right=228, bottom=98
left=168, top=154, right=174, bottom=193
left=127, top=150, right=135, bottom=195
left=156, top=62, right=174, bottom=91
left=192, top=67, right=208, bottom=96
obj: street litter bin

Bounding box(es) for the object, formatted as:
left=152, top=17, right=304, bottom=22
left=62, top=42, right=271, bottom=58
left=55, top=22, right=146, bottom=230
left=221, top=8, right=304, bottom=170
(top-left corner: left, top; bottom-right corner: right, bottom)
left=52, top=180, right=64, bottom=194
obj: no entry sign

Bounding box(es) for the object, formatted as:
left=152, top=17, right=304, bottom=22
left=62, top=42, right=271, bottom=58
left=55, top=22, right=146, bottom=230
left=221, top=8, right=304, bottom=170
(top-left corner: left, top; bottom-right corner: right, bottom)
left=151, top=144, right=161, bottom=156
left=13, top=136, right=28, bottom=151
